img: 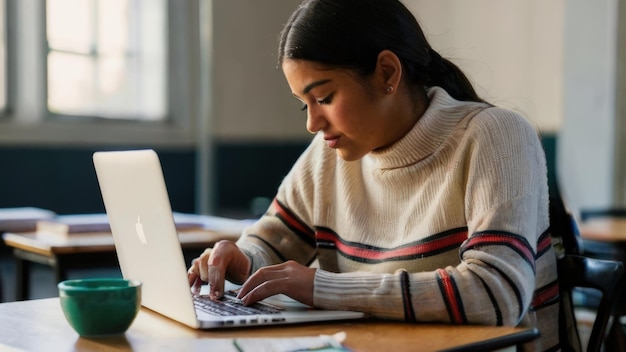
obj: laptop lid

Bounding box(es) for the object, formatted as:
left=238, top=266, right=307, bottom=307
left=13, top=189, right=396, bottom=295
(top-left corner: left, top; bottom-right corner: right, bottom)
left=93, top=149, right=202, bottom=328
left=93, top=149, right=365, bottom=329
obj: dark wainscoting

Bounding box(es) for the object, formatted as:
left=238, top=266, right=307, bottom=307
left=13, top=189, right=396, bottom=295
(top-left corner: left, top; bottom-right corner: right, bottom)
left=0, top=134, right=555, bottom=216
left=0, top=146, right=197, bottom=214
left=0, top=142, right=308, bottom=216
left=213, top=141, right=308, bottom=214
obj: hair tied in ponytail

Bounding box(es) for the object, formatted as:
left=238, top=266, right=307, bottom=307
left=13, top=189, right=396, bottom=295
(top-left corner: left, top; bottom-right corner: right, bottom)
left=427, top=48, right=449, bottom=76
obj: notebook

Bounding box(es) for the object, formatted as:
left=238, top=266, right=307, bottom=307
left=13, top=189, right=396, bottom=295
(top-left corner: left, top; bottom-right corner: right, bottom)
left=92, top=149, right=365, bottom=329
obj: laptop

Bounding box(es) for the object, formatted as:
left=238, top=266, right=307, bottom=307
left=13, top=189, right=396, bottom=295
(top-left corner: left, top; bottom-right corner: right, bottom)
left=92, top=149, right=365, bottom=329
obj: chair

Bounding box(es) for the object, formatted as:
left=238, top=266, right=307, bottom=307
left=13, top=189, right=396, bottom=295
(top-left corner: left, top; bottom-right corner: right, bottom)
left=548, top=181, right=583, bottom=350
left=577, top=208, right=626, bottom=350
left=548, top=180, right=625, bottom=351
left=557, top=254, right=624, bottom=352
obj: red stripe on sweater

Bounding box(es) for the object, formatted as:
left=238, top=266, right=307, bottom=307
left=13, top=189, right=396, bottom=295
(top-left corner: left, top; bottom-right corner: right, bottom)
left=531, top=282, right=559, bottom=308
left=465, top=234, right=534, bottom=264
left=536, top=233, right=552, bottom=254
left=315, top=229, right=468, bottom=261
left=437, top=268, right=463, bottom=324
left=272, top=199, right=315, bottom=238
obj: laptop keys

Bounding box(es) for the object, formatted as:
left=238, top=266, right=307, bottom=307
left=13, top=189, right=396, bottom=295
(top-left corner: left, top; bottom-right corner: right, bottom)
left=193, top=291, right=281, bottom=317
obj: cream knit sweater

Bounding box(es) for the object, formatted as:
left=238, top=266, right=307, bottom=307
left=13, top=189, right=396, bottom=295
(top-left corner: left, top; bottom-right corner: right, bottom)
left=237, top=87, right=560, bottom=351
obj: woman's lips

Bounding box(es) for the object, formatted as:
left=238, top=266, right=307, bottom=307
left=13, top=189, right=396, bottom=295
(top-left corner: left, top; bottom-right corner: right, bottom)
left=324, top=136, right=339, bottom=148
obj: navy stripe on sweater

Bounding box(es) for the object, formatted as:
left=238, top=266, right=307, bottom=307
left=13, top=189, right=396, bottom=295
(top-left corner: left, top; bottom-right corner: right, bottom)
left=400, top=270, right=417, bottom=322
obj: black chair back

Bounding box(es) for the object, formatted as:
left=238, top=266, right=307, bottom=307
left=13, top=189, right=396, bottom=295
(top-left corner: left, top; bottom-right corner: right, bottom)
left=557, top=254, right=625, bottom=352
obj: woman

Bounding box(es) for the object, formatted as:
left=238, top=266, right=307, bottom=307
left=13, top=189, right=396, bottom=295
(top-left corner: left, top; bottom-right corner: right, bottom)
left=189, top=1, right=559, bottom=350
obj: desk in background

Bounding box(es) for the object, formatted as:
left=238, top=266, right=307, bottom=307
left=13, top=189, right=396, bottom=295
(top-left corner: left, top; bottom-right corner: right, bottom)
left=0, top=298, right=539, bottom=352
left=2, top=229, right=240, bottom=301
left=578, top=217, right=626, bottom=243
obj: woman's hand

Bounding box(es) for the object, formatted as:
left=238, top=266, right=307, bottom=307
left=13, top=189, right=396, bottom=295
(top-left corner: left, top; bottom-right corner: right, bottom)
left=236, top=260, right=316, bottom=307
left=187, top=240, right=251, bottom=299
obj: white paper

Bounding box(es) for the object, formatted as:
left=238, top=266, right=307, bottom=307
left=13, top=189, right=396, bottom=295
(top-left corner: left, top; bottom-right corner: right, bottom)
left=233, top=332, right=348, bottom=352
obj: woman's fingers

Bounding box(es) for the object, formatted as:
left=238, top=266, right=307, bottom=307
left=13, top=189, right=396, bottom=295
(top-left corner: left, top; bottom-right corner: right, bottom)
left=237, top=261, right=315, bottom=306
left=197, top=248, right=212, bottom=282
left=190, top=274, right=202, bottom=295
left=187, top=258, right=199, bottom=285
left=207, top=265, right=225, bottom=299
left=187, top=240, right=251, bottom=299
left=189, top=253, right=316, bottom=306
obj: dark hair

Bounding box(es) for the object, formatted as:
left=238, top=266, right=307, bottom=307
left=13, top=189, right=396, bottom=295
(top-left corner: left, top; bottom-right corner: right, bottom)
left=278, top=0, right=484, bottom=103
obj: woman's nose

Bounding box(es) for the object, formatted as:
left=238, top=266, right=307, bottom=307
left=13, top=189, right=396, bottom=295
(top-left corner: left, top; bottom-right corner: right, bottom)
left=306, top=107, right=326, bottom=134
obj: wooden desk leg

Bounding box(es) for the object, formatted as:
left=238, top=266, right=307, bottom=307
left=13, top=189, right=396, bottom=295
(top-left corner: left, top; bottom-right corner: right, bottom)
left=14, top=256, right=30, bottom=301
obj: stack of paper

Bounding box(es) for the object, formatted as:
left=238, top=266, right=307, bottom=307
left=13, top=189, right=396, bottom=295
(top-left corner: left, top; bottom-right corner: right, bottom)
left=33, top=212, right=251, bottom=237
left=36, top=213, right=112, bottom=234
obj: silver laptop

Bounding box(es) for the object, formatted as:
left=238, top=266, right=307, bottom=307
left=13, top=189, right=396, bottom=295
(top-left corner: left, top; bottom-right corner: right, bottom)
left=92, top=149, right=365, bottom=329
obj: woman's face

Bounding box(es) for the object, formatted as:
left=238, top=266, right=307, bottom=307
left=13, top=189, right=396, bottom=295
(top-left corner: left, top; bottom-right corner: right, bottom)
left=282, top=59, right=403, bottom=161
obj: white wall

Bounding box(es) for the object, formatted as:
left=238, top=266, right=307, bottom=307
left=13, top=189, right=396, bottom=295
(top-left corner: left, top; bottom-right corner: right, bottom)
left=409, top=0, right=564, bottom=134
left=614, top=0, right=626, bottom=205
left=558, top=0, right=620, bottom=214
left=211, top=0, right=307, bottom=141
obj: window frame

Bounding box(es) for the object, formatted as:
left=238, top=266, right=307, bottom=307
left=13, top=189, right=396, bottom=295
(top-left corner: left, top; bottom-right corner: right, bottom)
left=0, top=0, right=200, bottom=147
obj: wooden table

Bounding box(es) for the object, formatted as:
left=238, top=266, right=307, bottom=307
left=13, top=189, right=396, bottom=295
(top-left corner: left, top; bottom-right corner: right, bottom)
left=577, top=217, right=626, bottom=267
left=2, top=229, right=240, bottom=301
left=578, top=217, right=626, bottom=243
left=0, top=298, right=539, bottom=352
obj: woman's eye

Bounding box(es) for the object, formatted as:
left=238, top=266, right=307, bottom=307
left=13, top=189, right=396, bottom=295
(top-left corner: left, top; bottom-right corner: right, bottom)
left=299, top=93, right=333, bottom=111
left=317, top=93, right=334, bottom=105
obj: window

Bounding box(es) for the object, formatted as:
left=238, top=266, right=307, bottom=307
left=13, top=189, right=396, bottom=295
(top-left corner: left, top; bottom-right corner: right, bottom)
left=46, top=0, right=167, bottom=120
left=0, top=0, right=200, bottom=146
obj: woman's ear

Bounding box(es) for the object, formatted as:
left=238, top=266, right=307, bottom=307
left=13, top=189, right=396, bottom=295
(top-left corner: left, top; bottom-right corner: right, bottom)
left=375, top=50, right=403, bottom=94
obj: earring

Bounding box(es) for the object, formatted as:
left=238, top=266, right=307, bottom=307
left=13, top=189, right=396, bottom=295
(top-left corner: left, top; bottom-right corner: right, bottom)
left=386, top=86, right=394, bottom=94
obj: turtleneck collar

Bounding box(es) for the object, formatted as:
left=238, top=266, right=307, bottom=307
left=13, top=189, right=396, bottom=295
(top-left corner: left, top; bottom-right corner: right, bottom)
left=365, top=87, right=487, bottom=170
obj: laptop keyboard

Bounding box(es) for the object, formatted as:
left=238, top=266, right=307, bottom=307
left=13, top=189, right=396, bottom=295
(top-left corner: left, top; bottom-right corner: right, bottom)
left=193, top=291, right=281, bottom=316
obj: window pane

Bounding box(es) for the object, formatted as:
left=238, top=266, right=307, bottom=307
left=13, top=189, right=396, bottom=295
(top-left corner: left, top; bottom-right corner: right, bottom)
left=48, top=51, right=95, bottom=114
left=46, top=0, right=167, bottom=120
left=98, top=0, right=128, bottom=55
left=47, top=0, right=94, bottom=54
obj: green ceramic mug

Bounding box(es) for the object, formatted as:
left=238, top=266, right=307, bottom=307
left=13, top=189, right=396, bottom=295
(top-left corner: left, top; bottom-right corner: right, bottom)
left=58, top=278, right=142, bottom=337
